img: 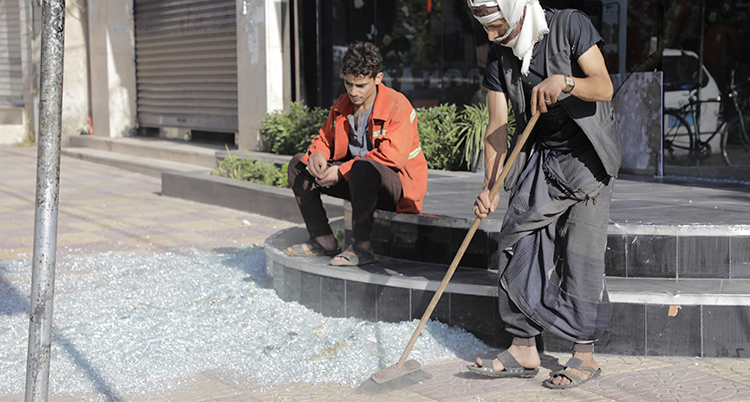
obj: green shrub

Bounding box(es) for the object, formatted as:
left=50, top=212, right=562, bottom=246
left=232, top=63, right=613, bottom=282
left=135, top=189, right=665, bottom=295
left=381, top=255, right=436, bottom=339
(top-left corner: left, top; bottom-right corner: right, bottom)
left=455, top=103, right=489, bottom=172
left=256, top=99, right=515, bottom=173
left=260, top=102, right=330, bottom=155
left=417, top=104, right=463, bottom=171
left=275, top=161, right=290, bottom=188
left=213, top=151, right=289, bottom=188
left=450, top=101, right=517, bottom=172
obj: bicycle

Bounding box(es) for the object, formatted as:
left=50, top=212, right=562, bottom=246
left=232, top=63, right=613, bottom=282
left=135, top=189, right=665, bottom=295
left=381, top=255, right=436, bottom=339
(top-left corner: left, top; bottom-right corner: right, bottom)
left=663, top=70, right=750, bottom=167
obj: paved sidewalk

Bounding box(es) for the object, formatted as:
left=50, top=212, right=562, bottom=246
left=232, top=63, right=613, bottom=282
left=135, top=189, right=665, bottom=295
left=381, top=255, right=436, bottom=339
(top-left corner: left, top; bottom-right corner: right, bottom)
left=1, top=146, right=750, bottom=401
left=0, top=146, right=292, bottom=260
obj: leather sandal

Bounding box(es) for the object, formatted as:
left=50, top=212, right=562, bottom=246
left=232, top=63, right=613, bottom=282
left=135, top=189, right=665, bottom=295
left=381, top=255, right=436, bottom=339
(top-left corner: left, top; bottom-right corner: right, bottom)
left=542, top=357, right=602, bottom=389
left=329, top=244, right=378, bottom=266
left=284, top=239, right=341, bottom=257
left=466, top=350, right=539, bottom=378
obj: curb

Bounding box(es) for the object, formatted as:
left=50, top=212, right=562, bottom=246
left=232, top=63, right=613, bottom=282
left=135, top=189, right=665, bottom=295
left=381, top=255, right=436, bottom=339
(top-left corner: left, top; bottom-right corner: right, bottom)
left=161, top=170, right=345, bottom=224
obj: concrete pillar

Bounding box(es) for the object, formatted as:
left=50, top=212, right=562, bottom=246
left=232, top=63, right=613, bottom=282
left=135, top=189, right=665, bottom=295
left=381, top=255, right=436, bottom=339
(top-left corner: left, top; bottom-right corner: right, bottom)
left=61, top=0, right=91, bottom=143
left=0, top=0, right=37, bottom=145
left=87, top=0, right=135, bottom=138
left=236, top=0, right=289, bottom=151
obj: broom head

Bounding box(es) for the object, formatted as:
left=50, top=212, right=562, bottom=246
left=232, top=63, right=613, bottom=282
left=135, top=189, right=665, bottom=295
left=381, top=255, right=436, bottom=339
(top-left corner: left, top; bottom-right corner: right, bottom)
left=358, top=359, right=432, bottom=394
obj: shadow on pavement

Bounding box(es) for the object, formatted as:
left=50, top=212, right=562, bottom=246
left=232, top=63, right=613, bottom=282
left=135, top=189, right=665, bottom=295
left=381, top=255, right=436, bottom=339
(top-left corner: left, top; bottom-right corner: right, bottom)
left=0, top=264, right=125, bottom=402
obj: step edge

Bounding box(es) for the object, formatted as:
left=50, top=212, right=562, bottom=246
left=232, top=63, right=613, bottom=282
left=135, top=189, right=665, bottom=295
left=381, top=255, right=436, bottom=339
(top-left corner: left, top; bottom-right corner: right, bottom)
left=265, top=227, right=750, bottom=306
left=62, top=148, right=211, bottom=173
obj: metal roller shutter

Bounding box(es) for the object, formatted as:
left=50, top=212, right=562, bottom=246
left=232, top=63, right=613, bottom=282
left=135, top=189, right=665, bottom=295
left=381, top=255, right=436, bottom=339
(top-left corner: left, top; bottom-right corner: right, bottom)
left=134, top=0, right=238, bottom=133
left=0, top=0, right=23, bottom=107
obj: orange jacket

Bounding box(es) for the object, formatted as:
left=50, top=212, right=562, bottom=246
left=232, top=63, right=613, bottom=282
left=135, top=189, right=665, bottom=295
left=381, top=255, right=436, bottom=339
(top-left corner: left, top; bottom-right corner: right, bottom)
left=300, top=84, right=428, bottom=213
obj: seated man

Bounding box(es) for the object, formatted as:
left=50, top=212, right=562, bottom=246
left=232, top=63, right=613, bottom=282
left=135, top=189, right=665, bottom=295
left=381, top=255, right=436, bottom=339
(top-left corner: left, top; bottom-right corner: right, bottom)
left=285, top=41, right=428, bottom=266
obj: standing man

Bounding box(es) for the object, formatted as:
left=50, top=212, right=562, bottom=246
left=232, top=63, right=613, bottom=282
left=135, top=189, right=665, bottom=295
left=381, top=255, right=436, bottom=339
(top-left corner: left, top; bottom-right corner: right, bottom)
left=285, top=41, right=428, bottom=266
left=465, top=0, right=621, bottom=389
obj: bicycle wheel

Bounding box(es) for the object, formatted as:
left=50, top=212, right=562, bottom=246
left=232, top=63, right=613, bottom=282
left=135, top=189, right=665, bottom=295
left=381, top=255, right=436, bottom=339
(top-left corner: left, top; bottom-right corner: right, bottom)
left=721, top=116, right=750, bottom=166
left=663, top=110, right=694, bottom=163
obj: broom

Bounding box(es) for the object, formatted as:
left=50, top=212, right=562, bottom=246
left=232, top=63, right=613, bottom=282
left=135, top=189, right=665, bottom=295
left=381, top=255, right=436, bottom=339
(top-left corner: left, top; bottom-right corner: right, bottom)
left=359, top=110, right=541, bottom=393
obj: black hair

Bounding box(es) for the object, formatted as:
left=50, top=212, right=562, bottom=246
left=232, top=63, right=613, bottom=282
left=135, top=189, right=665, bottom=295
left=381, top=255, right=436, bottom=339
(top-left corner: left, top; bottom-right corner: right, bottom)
left=340, top=41, right=382, bottom=78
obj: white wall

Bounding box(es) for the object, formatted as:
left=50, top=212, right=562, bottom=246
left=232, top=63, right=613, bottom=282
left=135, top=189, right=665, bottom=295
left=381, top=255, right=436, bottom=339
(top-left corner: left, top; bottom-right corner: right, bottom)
left=0, top=0, right=35, bottom=145
left=61, top=0, right=289, bottom=146
left=61, top=0, right=91, bottom=143
left=87, top=0, right=136, bottom=138
left=236, top=0, right=289, bottom=151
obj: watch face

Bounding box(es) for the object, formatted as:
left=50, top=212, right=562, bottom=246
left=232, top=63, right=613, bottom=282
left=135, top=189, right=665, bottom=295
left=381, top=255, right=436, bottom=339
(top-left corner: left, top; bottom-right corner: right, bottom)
left=564, top=76, right=575, bottom=93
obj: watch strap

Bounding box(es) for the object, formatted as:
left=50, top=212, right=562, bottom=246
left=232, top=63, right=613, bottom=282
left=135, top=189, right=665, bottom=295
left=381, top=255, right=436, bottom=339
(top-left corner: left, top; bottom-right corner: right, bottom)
left=562, top=76, right=575, bottom=94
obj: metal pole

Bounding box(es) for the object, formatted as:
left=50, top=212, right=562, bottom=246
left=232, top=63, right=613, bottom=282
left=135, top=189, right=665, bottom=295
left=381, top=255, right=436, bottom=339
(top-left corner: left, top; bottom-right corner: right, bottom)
left=25, top=1, right=65, bottom=401
left=696, top=0, right=705, bottom=133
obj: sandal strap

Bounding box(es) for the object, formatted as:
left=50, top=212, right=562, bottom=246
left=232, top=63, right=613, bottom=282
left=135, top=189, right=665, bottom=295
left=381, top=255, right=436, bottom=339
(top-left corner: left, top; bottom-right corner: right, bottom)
left=304, top=238, right=324, bottom=250
left=288, top=240, right=323, bottom=254
left=336, top=251, right=356, bottom=262
left=561, top=357, right=598, bottom=375
left=562, top=357, right=584, bottom=370
left=550, top=368, right=583, bottom=384
left=495, top=350, right=523, bottom=370
left=349, top=245, right=377, bottom=262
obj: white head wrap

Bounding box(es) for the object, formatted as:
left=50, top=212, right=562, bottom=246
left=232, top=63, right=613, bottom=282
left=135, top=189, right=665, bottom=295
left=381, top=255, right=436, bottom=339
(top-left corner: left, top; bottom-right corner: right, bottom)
left=467, top=0, right=549, bottom=75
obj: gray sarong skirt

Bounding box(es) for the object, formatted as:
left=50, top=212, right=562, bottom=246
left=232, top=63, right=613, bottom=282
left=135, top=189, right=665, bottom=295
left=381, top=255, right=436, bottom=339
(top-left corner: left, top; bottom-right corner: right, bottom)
left=497, top=145, right=614, bottom=343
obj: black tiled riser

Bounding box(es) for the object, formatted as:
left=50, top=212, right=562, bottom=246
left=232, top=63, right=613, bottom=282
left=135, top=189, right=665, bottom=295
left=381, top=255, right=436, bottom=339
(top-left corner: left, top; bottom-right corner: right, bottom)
left=605, top=235, right=750, bottom=279
left=268, top=263, right=511, bottom=348
left=361, top=216, right=507, bottom=270
left=542, top=303, right=750, bottom=358
left=361, top=212, right=750, bottom=279
left=270, top=260, right=750, bottom=357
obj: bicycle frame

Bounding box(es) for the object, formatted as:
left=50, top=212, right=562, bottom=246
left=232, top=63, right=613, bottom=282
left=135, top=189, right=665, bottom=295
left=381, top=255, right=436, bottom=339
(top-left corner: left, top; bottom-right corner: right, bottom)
left=727, top=72, right=749, bottom=144
left=664, top=95, right=722, bottom=153
left=664, top=70, right=750, bottom=166
left=688, top=97, right=723, bottom=148
left=720, top=71, right=750, bottom=166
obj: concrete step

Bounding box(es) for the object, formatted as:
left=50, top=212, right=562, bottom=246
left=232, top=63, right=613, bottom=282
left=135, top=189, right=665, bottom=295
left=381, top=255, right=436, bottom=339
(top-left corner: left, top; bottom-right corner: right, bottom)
left=215, top=150, right=293, bottom=166
left=68, top=135, right=220, bottom=168
left=163, top=164, right=750, bottom=280
left=362, top=207, right=750, bottom=280
left=61, top=147, right=211, bottom=178
left=265, top=224, right=750, bottom=358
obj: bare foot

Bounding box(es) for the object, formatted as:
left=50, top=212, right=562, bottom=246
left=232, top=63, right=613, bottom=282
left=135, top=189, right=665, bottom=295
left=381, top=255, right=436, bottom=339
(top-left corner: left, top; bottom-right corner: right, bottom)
left=473, top=344, right=541, bottom=372
left=551, top=351, right=599, bottom=386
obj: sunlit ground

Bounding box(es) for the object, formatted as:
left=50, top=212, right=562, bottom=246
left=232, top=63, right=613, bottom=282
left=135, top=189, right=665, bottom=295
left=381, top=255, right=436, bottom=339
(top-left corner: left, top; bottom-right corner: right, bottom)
left=0, top=247, right=491, bottom=400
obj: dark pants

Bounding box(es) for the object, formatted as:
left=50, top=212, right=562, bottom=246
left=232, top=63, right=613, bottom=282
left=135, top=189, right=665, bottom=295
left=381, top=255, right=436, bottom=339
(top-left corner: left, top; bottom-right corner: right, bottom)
left=288, top=153, right=403, bottom=242
left=497, top=146, right=613, bottom=343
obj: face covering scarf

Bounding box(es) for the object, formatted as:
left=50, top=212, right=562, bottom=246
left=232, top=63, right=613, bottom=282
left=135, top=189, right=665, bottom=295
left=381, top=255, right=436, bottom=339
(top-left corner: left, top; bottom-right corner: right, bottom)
left=467, top=0, right=549, bottom=76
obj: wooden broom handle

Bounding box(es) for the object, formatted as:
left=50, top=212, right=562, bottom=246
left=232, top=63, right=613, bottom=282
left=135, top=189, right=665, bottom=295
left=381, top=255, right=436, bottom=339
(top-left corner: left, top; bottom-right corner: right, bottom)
left=396, top=110, right=541, bottom=367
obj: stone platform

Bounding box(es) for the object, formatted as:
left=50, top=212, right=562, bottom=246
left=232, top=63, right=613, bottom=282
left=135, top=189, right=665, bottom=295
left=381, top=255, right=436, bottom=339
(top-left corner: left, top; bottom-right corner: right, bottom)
left=264, top=171, right=750, bottom=358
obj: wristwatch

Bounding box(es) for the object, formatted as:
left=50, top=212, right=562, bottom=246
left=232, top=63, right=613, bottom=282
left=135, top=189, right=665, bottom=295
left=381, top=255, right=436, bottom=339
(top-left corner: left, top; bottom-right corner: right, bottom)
left=562, top=76, right=575, bottom=94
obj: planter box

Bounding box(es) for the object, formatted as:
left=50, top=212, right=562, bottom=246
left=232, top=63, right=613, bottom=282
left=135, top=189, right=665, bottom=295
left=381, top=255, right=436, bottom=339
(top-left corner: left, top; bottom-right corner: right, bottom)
left=161, top=171, right=344, bottom=223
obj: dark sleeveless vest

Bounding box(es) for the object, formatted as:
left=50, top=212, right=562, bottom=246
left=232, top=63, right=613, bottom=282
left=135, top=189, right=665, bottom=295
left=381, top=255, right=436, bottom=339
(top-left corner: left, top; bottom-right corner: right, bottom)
left=498, top=9, right=622, bottom=191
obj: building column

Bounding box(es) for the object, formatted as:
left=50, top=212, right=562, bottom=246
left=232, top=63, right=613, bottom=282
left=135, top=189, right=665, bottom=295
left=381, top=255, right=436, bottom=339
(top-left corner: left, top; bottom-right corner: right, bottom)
left=61, top=0, right=91, bottom=143
left=236, top=0, right=289, bottom=151
left=87, top=0, right=136, bottom=138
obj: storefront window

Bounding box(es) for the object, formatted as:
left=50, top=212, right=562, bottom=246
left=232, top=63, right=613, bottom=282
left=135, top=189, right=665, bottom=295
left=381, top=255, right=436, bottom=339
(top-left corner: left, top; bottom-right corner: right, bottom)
left=319, top=0, right=485, bottom=108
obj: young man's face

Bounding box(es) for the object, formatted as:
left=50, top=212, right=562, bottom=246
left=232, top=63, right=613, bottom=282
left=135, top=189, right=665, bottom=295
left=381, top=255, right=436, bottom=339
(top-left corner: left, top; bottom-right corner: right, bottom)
left=342, top=72, right=383, bottom=108
left=483, top=18, right=509, bottom=42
